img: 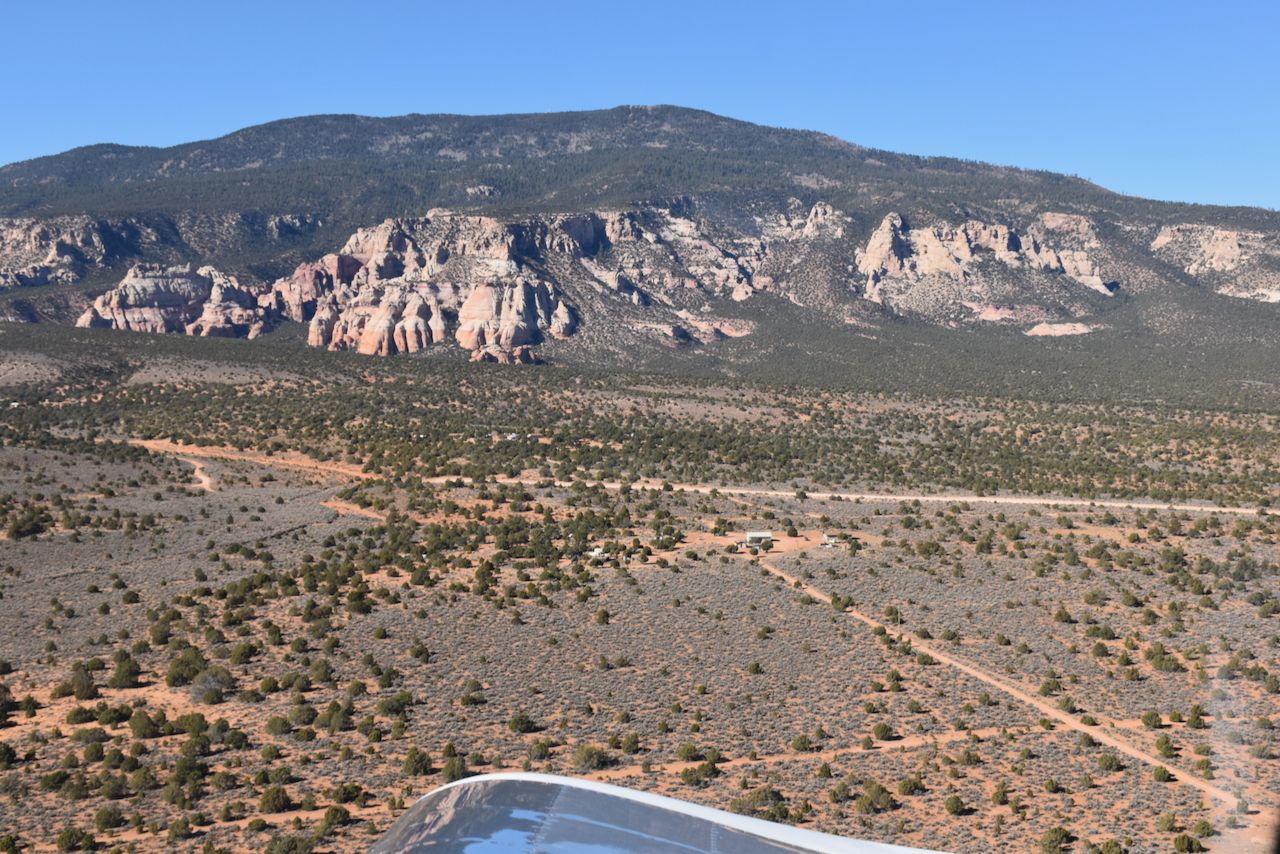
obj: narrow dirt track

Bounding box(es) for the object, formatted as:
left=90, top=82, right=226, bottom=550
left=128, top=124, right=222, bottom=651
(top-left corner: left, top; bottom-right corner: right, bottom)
left=650, top=483, right=1266, bottom=517
left=755, top=556, right=1249, bottom=809
left=186, top=458, right=214, bottom=491
left=321, top=498, right=385, bottom=520
left=132, top=438, right=1268, bottom=517
left=128, top=438, right=375, bottom=480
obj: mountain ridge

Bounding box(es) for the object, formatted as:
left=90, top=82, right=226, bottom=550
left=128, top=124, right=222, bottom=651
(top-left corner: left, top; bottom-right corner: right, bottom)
left=0, top=106, right=1194, bottom=218
left=1, top=105, right=1279, bottom=384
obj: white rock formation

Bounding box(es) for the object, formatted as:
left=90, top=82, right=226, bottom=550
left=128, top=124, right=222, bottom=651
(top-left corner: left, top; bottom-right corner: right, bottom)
left=857, top=212, right=1115, bottom=310
left=1152, top=223, right=1280, bottom=302
left=77, top=264, right=266, bottom=335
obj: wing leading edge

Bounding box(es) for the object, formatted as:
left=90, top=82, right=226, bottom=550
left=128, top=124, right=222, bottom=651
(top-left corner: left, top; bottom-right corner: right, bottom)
left=371, top=772, right=943, bottom=853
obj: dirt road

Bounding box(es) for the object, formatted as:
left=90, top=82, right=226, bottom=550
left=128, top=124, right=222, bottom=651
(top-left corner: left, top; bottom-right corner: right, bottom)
left=132, top=438, right=1268, bottom=517
left=186, top=458, right=214, bottom=491
left=129, top=438, right=375, bottom=481
left=754, top=555, right=1250, bottom=809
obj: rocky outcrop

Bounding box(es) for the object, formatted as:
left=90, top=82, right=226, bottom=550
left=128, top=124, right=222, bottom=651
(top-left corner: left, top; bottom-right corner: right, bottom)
left=304, top=289, right=446, bottom=356
left=1152, top=224, right=1244, bottom=273
left=0, top=217, right=117, bottom=288
left=51, top=196, right=1280, bottom=359
left=759, top=200, right=848, bottom=241
left=856, top=212, right=1116, bottom=319
left=10, top=106, right=1280, bottom=370
left=266, top=253, right=363, bottom=322
left=470, top=344, right=539, bottom=364
left=672, top=310, right=755, bottom=342
left=52, top=201, right=1131, bottom=355
left=1, top=213, right=319, bottom=292
left=283, top=213, right=579, bottom=358
left=76, top=264, right=267, bottom=336
left=1151, top=224, right=1280, bottom=301
left=276, top=206, right=785, bottom=358
left=342, top=291, right=445, bottom=356
left=1024, top=321, right=1099, bottom=337
left=549, top=301, right=576, bottom=338
left=186, top=280, right=268, bottom=338
left=456, top=281, right=547, bottom=350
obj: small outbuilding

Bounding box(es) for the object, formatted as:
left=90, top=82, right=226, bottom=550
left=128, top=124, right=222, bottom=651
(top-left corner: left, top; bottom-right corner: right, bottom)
left=743, top=530, right=774, bottom=548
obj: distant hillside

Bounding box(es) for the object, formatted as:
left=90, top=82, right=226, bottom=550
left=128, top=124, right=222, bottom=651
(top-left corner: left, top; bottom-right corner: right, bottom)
left=2, top=105, right=1279, bottom=394
left=10, top=106, right=1276, bottom=229
left=0, top=106, right=1103, bottom=216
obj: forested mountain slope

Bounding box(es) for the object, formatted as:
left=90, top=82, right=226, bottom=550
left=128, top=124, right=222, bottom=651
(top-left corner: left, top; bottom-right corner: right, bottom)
left=2, top=105, right=1278, bottom=387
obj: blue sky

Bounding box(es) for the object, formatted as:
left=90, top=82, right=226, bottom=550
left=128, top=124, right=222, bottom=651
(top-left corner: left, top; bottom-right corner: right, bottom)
left=3, top=0, right=1277, bottom=209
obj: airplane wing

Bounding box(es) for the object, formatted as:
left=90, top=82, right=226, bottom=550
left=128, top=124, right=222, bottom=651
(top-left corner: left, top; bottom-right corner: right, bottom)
left=371, top=772, right=941, bottom=853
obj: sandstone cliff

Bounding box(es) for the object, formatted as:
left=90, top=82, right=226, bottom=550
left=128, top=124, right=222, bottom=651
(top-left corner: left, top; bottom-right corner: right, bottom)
left=76, top=264, right=268, bottom=337
left=61, top=202, right=1126, bottom=356
left=0, top=217, right=127, bottom=288
left=71, top=203, right=846, bottom=358
left=1151, top=224, right=1280, bottom=302
left=0, top=212, right=327, bottom=292
left=51, top=197, right=1280, bottom=360
left=282, top=213, right=578, bottom=357
left=6, top=107, right=1280, bottom=365
left=855, top=211, right=1116, bottom=323
left=271, top=205, right=829, bottom=357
